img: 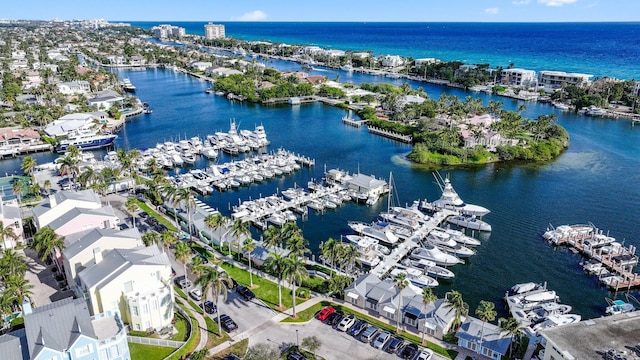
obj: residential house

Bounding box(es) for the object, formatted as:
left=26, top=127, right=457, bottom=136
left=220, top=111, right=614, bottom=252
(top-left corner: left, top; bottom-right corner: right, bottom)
left=44, top=206, right=118, bottom=237
left=456, top=317, right=511, bottom=360
left=62, top=227, right=143, bottom=283
left=106, top=56, right=126, bottom=65
left=32, top=189, right=103, bottom=229
left=77, top=246, right=174, bottom=332
left=402, top=293, right=459, bottom=340
left=88, top=90, right=124, bottom=110
left=500, top=68, right=536, bottom=87
left=380, top=55, right=404, bottom=68
left=0, top=297, right=130, bottom=360
left=0, top=128, right=49, bottom=157
left=129, top=55, right=145, bottom=66
left=205, top=67, right=242, bottom=77
left=398, top=94, right=426, bottom=108
left=415, top=58, right=441, bottom=67
left=346, top=173, right=389, bottom=197
left=538, top=70, right=593, bottom=90
left=0, top=196, right=23, bottom=249
left=44, top=111, right=108, bottom=137
left=305, top=75, right=326, bottom=85
left=57, top=80, right=91, bottom=95
left=189, top=61, right=212, bottom=72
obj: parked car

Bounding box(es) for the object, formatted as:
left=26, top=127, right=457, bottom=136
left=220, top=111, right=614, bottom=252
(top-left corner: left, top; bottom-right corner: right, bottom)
left=189, top=288, right=203, bottom=301
left=286, top=350, right=307, bottom=360
left=326, top=310, right=343, bottom=326
left=372, top=331, right=391, bottom=349
left=316, top=306, right=335, bottom=321
left=384, top=336, right=404, bottom=354
left=219, top=314, right=238, bottom=332
left=221, top=355, right=241, bottom=360
left=347, top=320, right=367, bottom=337
left=415, top=349, right=434, bottom=360
left=177, top=276, right=191, bottom=289
left=359, top=325, right=379, bottom=344
left=400, top=343, right=419, bottom=359
left=201, top=301, right=216, bottom=314
left=336, top=314, right=356, bottom=332
left=119, top=223, right=129, bottom=230
left=223, top=277, right=238, bottom=290
left=236, top=285, right=256, bottom=301
left=139, top=211, right=149, bottom=218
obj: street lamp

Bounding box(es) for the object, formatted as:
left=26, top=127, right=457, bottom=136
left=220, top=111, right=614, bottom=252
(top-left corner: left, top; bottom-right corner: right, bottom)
left=296, top=329, right=299, bottom=348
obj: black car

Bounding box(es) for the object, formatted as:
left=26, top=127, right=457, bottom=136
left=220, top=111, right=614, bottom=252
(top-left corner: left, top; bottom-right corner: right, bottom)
left=347, top=320, right=367, bottom=337
left=223, top=277, right=238, bottom=290
left=200, top=300, right=216, bottom=314
left=286, top=350, right=307, bottom=360
left=384, top=336, right=404, bottom=354
left=236, top=285, right=256, bottom=301
left=139, top=211, right=149, bottom=218
left=400, top=343, right=419, bottom=359
left=326, top=310, right=344, bottom=326
left=221, top=355, right=241, bottom=360
left=219, top=314, right=238, bottom=332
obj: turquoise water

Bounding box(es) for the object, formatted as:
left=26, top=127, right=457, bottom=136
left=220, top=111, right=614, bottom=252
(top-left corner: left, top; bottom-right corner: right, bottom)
left=8, top=67, right=640, bottom=319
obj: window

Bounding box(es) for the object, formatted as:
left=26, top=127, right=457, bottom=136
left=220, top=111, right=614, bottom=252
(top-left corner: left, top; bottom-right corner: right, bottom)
left=151, top=300, right=158, bottom=310
left=131, top=306, right=139, bottom=316
left=75, top=344, right=93, bottom=357
left=124, top=281, right=133, bottom=293
left=109, top=345, right=119, bottom=358
left=134, top=323, right=140, bottom=330
left=142, top=304, right=149, bottom=315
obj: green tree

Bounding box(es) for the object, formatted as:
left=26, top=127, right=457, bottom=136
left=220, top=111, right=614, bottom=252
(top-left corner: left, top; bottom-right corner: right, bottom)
left=319, top=237, right=339, bottom=271
left=0, top=221, right=18, bottom=251
left=475, top=300, right=497, bottom=349
left=0, top=249, right=27, bottom=279
left=500, top=317, right=522, bottom=358
left=421, top=287, right=437, bottom=345
left=327, top=274, right=352, bottom=297
left=262, top=225, right=283, bottom=251
left=195, top=265, right=230, bottom=337
left=125, top=197, right=138, bottom=228
left=161, top=230, right=177, bottom=251
left=265, top=252, right=287, bottom=309
left=444, top=290, right=469, bottom=331
left=30, top=227, right=64, bottom=262
left=301, top=336, right=321, bottom=357
left=174, top=241, right=191, bottom=280
left=20, top=156, right=37, bottom=176
left=283, top=254, right=308, bottom=318
left=394, top=272, right=409, bottom=333
left=5, top=274, right=34, bottom=309
left=141, top=232, right=160, bottom=247
left=243, top=238, right=257, bottom=287
left=229, top=218, right=250, bottom=260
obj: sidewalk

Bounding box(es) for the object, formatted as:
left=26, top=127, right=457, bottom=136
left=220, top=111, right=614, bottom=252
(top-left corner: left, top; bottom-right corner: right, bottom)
left=175, top=297, right=208, bottom=352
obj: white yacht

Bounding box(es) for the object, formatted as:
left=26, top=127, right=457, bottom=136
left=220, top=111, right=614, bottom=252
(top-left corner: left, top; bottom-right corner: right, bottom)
left=402, top=258, right=455, bottom=279
left=530, top=313, right=581, bottom=335
left=390, top=266, right=439, bottom=288
left=345, top=235, right=381, bottom=267
left=441, top=227, right=482, bottom=247
left=429, top=172, right=490, bottom=217
left=348, top=221, right=400, bottom=246
left=447, top=214, right=492, bottom=232
left=410, top=245, right=463, bottom=266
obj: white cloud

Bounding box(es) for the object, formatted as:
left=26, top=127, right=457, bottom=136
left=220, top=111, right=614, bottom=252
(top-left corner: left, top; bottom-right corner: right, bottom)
left=512, top=0, right=531, bottom=4
left=484, top=7, right=500, bottom=14
left=234, top=10, right=268, bottom=21
left=538, top=0, right=577, bottom=6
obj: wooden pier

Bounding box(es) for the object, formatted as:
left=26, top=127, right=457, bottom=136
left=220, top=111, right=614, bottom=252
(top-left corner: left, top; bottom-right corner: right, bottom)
left=342, top=115, right=368, bottom=127
left=368, top=126, right=413, bottom=143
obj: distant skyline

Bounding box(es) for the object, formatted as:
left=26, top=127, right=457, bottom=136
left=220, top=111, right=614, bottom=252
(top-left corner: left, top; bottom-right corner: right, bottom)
left=3, top=0, right=640, bottom=22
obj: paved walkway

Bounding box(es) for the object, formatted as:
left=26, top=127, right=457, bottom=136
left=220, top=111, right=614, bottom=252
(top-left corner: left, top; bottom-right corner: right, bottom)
left=175, top=297, right=208, bottom=352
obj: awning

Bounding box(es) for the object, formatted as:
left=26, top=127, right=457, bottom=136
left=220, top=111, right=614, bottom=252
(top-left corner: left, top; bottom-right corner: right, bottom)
left=422, top=321, right=437, bottom=330
left=347, top=292, right=359, bottom=300
left=382, top=305, right=396, bottom=314
left=405, top=312, right=418, bottom=320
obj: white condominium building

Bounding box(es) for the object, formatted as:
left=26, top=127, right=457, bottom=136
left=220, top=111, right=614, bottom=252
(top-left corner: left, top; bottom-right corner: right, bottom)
left=500, top=68, right=536, bottom=87
left=205, top=22, right=225, bottom=40
left=538, top=70, right=593, bottom=89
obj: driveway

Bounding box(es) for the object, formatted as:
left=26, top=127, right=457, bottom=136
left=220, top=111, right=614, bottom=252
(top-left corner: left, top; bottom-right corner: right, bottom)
left=22, top=248, right=73, bottom=307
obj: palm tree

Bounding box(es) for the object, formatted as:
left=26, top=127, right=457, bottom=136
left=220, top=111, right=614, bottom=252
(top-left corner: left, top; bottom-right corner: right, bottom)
left=394, top=272, right=409, bottom=333
left=162, top=183, right=180, bottom=226
left=66, top=145, right=80, bottom=162
left=205, top=213, right=228, bottom=251
left=265, top=252, right=287, bottom=309
left=142, top=232, right=160, bottom=247
left=475, top=300, right=497, bottom=350
left=262, top=225, right=283, bottom=251
left=161, top=230, right=177, bottom=252
left=319, top=237, right=339, bottom=271
left=500, top=317, right=522, bottom=358
left=283, top=254, right=308, bottom=318
left=175, top=187, right=195, bottom=240
left=30, top=227, right=64, bottom=262
left=0, top=221, right=18, bottom=251
left=174, top=241, right=191, bottom=280
left=125, top=197, right=138, bottom=228
left=58, top=155, right=79, bottom=186
left=195, top=265, right=230, bottom=336
left=229, top=218, right=250, bottom=260
left=327, top=275, right=352, bottom=297
left=336, top=243, right=358, bottom=273
left=420, top=287, right=437, bottom=345
left=20, top=156, right=37, bottom=176
left=444, top=290, right=469, bottom=331
left=243, top=238, right=256, bottom=287
left=43, top=179, right=51, bottom=197
left=285, top=232, right=309, bottom=258
left=12, top=179, right=23, bottom=207
left=5, top=274, right=34, bottom=309
left=0, top=249, right=27, bottom=278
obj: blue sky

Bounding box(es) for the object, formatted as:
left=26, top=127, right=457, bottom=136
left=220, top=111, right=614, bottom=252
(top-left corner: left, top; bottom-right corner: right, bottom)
left=3, top=0, right=639, bottom=22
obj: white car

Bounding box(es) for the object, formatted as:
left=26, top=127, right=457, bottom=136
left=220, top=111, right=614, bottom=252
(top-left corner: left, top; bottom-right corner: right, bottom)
left=415, top=348, right=434, bottom=360
left=189, top=288, right=203, bottom=301
left=336, top=314, right=356, bottom=332
left=372, top=331, right=391, bottom=349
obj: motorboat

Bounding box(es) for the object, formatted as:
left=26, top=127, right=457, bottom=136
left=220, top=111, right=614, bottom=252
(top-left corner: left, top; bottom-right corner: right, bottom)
left=122, top=78, right=136, bottom=92
left=344, top=235, right=381, bottom=267
left=410, top=245, right=463, bottom=266
left=505, top=282, right=545, bottom=298
left=430, top=172, right=490, bottom=216
left=542, top=224, right=594, bottom=245
left=348, top=221, right=400, bottom=246
left=436, top=242, right=475, bottom=258
left=441, top=227, right=482, bottom=247
left=507, top=290, right=559, bottom=312
left=390, top=266, right=439, bottom=288
left=402, top=258, right=455, bottom=279
left=530, top=313, right=581, bottom=334
left=202, top=147, right=218, bottom=159
left=447, top=213, right=492, bottom=232
left=605, top=299, right=635, bottom=316
left=426, top=229, right=458, bottom=248
left=266, top=212, right=287, bottom=227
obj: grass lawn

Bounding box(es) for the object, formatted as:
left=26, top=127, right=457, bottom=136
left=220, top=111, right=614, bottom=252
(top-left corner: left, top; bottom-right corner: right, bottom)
left=129, top=343, right=175, bottom=360
left=136, top=200, right=177, bottom=232
left=283, top=301, right=458, bottom=359
left=166, top=304, right=200, bottom=360
left=211, top=338, right=248, bottom=359
left=170, top=313, right=189, bottom=341
left=220, top=262, right=307, bottom=311
left=205, top=316, right=231, bottom=348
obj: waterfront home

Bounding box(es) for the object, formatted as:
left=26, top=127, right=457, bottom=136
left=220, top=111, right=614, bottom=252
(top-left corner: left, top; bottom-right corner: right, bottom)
left=88, top=90, right=124, bottom=110
left=56, top=80, right=91, bottom=95
left=415, top=58, right=441, bottom=67
left=398, top=94, right=426, bottom=108
left=345, top=273, right=458, bottom=340
left=538, top=70, right=593, bottom=90
left=43, top=111, right=108, bottom=137
left=539, top=311, right=640, bottom=360
left=0, top=196, right=23, bottom=249
left=62, top=227, right=143, bottom=282
left=500, top=68, right=536, bottom=87
left=304, top=75, right=326, bottom=85
left=346, top=173, right=389, bottom=197
left=0, top=297, right=130, bottom=360
left=77, top=246, right=174, bottom=332
left=44, top=205, right=119, bottom=237
left=32, top=190, right=102, bottom=230
left=0, top=128, right=49, bottom=157
left=380, top=55, right=404, bottom=68
left=189, top=61, right=213, bottom=72
left=456, top=317, right=511, bottom=360
left=205, top=66, right=242, bottom=77
left=106, top=55, right=126, bottom=65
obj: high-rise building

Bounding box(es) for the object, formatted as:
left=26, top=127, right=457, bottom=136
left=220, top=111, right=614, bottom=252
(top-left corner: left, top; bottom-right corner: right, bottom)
left=205, top=22, right=225, bottom=40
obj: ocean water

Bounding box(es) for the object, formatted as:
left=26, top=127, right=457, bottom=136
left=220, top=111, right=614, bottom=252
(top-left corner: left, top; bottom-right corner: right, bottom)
left=129, top=21, right=640, bottom=80
left=7, top=65, right=640, bottom=320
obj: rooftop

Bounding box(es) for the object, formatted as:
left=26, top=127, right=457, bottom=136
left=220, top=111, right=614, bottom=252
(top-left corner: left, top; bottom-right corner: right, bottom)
left=541, top=311, right=640, bottom=360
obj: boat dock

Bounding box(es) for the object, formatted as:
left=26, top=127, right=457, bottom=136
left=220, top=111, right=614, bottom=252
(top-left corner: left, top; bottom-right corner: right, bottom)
left=368, top=126, right=413, bottom=143
left=544, top=225, right=640, bottom=291
left=369, top=209, right=455, bottom=279
left=342, top=114, right=368, bottom=128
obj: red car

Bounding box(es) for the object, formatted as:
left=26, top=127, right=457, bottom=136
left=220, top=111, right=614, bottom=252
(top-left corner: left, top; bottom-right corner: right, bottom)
left=316, top=306, right=335, bottom=321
